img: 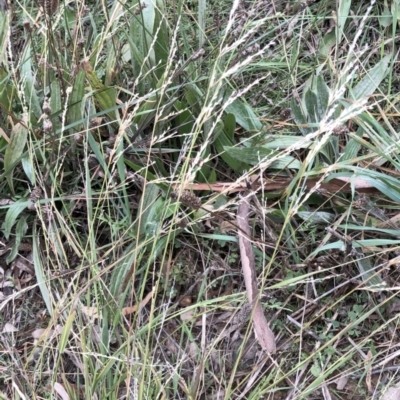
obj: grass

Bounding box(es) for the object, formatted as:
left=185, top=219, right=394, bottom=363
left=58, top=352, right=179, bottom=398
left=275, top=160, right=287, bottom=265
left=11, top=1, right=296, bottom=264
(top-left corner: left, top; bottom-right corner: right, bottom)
left=1, top=0, right=400, bottom=398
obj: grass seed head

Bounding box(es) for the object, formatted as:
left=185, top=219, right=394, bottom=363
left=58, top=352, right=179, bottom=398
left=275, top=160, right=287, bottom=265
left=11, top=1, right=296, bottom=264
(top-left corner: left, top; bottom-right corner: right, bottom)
left=39, top=0, right=59, bottom=16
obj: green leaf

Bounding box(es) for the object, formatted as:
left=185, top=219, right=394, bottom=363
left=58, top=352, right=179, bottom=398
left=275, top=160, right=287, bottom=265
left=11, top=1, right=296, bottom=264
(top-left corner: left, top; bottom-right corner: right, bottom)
left=81, top=59, right=118, bottom=128
left=356, top=257, right=385, bottom=288
left=6, top=215, right=28, bottom=264
left=124, top=158, right=169, bottom=191
left=318, top=31, right=337, bottom=57
left=50, top=80, right=62, bottom=133
left=304, top=89, right=318, bottom=123
left=2, top=199, right=28, bottom=240
left=208, top=168, right=217, bottom=183
left=379, top=6, right=393, bottom=28
left=185, top=83, right=204, bottom=114
left=129, top=15, right=146, bottom=93
left=109, top=243, right=141, bottom=301
left=260, top=135, right=312, bottom=149
left=32, top=230, right=53, bottom=316
left=223, top=113, right=236, bottom=142
left=198, top=0, right=206, bottom=48
left=341, top=128, right=363, bottom=161
left=152, top=1, right=169, bottom=79
left=297, top=211, right=335, bottom=225
left=21, top=156, right=35, bottom=185
left=4, top=117, right=29, bottom=193
left=223, top=146, right=301, bottom=169
left=105, top=40, right=117, bottom=87
left=67, top=69, right=85, bottom=133
left=0, top=64, right=13, bottom=114
left=196, top=141, right=212, bottom=182
left=20, top=44, right=41, bottom=121
left=137, top=183, right=160, bottom=237
left=392, top=0, right=400, bottom=25
left=174, top=100, right=195, bottom=136
left=315, top=75, right=330, bottom=120
left=350, top=55, right=391, bottom=100
left=59, top=310, right=75, bottom=353
left=214, top=122, right=246, bottom=172
left=224, top=89, right=263, bottom=132
left=0, top=12, right=10, bottom=65
left=291, top=99, right=310, bottom=135
left=141, top=0, right=156, bottom=50
left=311, top=363, right=322, bottom=378
left=337, top=0, right=352, bottom=43
left=309, top=239, right=400, bottom=257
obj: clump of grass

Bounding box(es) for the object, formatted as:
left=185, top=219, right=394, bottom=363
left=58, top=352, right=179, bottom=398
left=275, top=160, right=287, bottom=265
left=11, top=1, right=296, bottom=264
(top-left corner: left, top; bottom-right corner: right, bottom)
left=1, top=0, right=400, bottom=398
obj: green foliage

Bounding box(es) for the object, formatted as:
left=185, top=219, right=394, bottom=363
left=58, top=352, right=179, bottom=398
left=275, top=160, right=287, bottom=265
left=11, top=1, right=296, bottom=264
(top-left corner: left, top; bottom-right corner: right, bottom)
left=2, top=0, right=400, bottom=398
left=4, top=118, right=28, bottom=193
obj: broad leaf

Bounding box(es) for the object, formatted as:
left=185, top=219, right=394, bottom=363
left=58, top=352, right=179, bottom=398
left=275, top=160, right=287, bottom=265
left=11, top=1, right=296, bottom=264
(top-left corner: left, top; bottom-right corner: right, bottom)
left=67, top=69, right=85, bottom=133
left=50, top=80, right=62, bottom=133
left=20, top=44, right=41, bottom=121
left=291, top=98, right=310, bottom=135
left=350, top=55, right=391, bottom=100
left=315, top=75, right=330, bottom=120
left=304, top=89, right=318, bottom=123
left=224, top=89, right=263, bottom=132
left=4, top=115, right=29, bottom=193
left=2, top=199, right=28, bottom=240
left=81, top=59, right=118, bottom=128
left=297, top=211, right=335, bottom=225
left=337, top=0, right=352, bottom=43
left=224, top=146, right=301, bottom=169
left=214, top=122, right=246, bottom=172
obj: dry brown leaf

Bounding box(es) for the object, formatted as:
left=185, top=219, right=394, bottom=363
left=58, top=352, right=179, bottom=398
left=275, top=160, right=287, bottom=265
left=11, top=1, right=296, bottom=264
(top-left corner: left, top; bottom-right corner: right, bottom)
left=237, top=197, right=276, bottom=354
left=0, top=127, right=10, bottom=143
left=81, top=291, right=153, bottom=319
left=2, top=322, right=18, bottom=333
left=81, top=306, right=99, bottom=319
left=179, top=296, right=192, bottom=307
left=382, top=384, right=400, bottom=400
left=335, top=375, right=349, bottom=390
left=178, top=174, right=379, bottom=195
left=31, top=328, right=47, bottom=339
left=53, top=382, right=70, bottom=400
left=219, top=220, right=238, bottom=233
left=180, top=309, right=195, bottom=322
left=321, top=382, right=333, bottom=400
left=32, top=325, right=63, bottom=340
left=188, top=342, right=199, bottom=358
left=13, top=256, right=34, bottom=274
left=121, top=289, right=154, bottom=315
left=335, top=176, right=375, bottom=189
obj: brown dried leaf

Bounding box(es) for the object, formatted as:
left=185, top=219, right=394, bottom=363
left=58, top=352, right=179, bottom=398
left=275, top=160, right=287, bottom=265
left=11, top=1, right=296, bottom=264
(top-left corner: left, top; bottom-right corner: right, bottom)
left=237, top=197, right=276, bottom=354
left=80, top=306, right=99, bottom=319
left=382, top=384, right=400, bottom=400
left=53, top=382, right=70, bottom=400
left=178, top=174, right=379, bottom=195
left=2, top=322, right=18, bottom=333
left=121, top=290, right=153, bottom=315
left=180, top=309, right=195, bottom=322
left=335, top=375, right=349, bottom=390
left=31, top=325, right=63, bottom=340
